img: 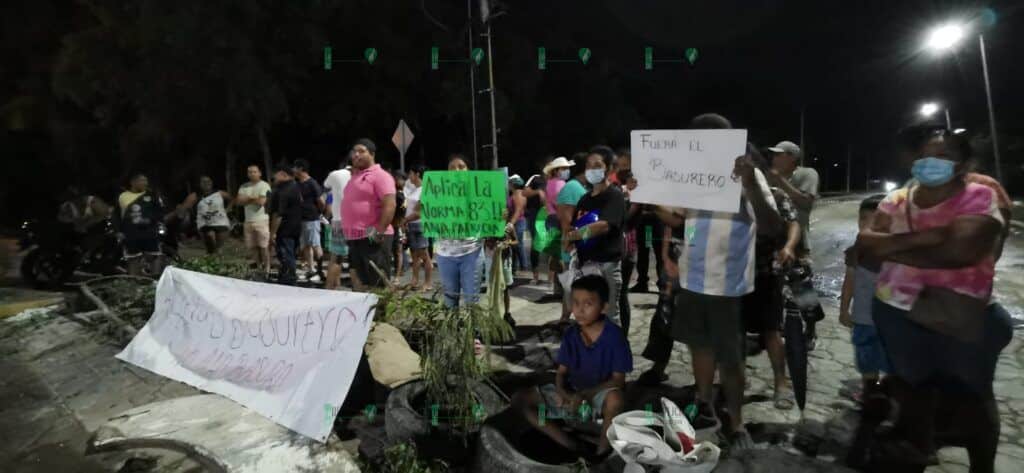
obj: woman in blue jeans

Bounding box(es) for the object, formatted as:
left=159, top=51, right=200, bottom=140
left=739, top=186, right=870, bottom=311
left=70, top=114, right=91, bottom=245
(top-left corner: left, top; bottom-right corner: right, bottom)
left=435, top=155, right=483, bottom=307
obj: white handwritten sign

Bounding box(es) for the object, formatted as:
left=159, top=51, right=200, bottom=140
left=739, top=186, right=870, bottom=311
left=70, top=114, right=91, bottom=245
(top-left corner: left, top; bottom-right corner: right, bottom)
left=116, top=267, right=377, bottom=442
left=630, top=129, right=748, bottom=213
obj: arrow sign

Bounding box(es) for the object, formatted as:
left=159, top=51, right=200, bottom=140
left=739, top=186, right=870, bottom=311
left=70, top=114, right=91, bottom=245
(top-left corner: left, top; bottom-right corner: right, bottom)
left=392, top=119, right=414, bottom=171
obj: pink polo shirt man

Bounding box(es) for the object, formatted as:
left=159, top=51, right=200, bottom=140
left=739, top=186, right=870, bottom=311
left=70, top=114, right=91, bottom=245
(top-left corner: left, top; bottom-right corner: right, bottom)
left=341, top=164, right=396, bottom=240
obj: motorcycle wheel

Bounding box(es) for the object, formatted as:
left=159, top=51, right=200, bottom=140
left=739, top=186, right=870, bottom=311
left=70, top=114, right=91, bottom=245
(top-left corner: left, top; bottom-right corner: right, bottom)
left=22, top=249, right=74, bottom=289
left=19, top=248, right=40, bottom=284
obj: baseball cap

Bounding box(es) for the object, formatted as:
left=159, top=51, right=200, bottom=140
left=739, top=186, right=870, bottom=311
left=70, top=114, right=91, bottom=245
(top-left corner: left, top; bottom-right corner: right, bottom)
left=768, top=141, right=801, bottom=157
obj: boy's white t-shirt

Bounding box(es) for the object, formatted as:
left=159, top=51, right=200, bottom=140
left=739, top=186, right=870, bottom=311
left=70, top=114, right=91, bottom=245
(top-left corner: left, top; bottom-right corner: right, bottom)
left=323, top=167, right=352, bottom=224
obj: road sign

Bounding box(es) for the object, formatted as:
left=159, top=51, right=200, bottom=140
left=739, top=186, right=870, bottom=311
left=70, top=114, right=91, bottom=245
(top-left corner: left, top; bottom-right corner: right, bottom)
left=391, top=120, right=414, bottom=171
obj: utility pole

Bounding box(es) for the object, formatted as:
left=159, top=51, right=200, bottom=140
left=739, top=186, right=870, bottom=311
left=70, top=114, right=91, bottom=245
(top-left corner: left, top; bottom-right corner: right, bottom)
left=467, top=0, right=479, bottom=169
left=484, top=22, right=499, bottom=169
left=846, top=145, right=852, bottom=194
left=979, top=34, right=1003, bottom=182
left=799, top=108, right=805, bottom=161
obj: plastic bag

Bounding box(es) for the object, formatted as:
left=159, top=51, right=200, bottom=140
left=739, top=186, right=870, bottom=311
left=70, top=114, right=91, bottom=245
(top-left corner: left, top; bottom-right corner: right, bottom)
left=607, top=397, right=720, bottom=473
left=532, top=207, right=560, bottom=254
left=556, top=254, right=603, bottom=296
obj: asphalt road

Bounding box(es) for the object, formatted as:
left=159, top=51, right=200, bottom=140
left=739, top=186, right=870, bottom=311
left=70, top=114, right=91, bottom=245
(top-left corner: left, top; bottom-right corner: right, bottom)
left=807, top=194, right=1024, bottom=324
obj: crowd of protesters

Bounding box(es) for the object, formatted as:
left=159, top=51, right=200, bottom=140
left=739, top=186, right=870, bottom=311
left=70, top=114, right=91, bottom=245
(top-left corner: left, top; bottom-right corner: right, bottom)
left=49, top=117, right=1013, bottom=469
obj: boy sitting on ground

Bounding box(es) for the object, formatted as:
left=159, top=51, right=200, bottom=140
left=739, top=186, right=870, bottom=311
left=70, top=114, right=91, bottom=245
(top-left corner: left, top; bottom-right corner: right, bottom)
left=513, top=274, right=632, bottom=459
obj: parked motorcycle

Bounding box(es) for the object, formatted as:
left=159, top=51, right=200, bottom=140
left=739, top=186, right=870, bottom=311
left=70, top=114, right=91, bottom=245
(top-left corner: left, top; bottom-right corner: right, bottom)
left=19, top=219, right=125, bottom=288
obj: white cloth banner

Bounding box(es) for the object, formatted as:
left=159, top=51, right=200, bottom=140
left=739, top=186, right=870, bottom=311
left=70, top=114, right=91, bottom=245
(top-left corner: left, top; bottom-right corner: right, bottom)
left=116, top=267, right=378, bottom=442
left=630, top=129, right=748, bottom=213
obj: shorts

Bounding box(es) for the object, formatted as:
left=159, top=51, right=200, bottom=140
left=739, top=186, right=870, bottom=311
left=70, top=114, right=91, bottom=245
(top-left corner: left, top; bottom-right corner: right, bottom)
left=672, top=288, right=744, bottom=366
left=741, top=273, right=783, bottom=334
left=300, top=220, right=321, bottom=247
left=124, top=238, right=160, bottom=258
left=347, top=236, right=393, bottom=288
left=851, top=323, right=890, bottom=375
left=537, top=383, right=617, bottom=422
left=199, top=225, right=229, bottom=234
left=244, top=221, right=270, bottom=249
left=327, top=221, right=348, bottom=257
left=406, top=221, right=429, bottom=250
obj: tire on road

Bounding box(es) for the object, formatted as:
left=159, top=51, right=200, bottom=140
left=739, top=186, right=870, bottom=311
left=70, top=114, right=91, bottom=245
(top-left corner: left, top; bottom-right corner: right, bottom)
left=472, top=424, right=577, bottom=473
left=384, top=380, right=506, bottom=443
left=21, top=248, right=73, bottom=289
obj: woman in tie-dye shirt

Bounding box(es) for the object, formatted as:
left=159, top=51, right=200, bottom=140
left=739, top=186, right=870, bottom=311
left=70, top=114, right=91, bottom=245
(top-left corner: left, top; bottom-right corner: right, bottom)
left=856, top=127, right=1006, bottom=469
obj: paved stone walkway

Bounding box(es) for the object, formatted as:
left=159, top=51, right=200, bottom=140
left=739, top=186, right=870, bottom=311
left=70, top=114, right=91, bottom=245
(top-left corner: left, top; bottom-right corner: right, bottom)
left=501, top=274, right=1024, bottom=472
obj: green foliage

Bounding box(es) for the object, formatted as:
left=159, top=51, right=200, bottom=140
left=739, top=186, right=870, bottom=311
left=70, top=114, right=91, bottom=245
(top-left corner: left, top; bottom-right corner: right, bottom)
left=89, top=279, right=156, bottom=314
left=370, top=250, right=513, bottom=434
left=371, top=285, right=444, bottom=332
left=358, top=442, right=448, bottom=473
left=420, top=302, right=511, bottom=433
left=175, top=253, right=253, bottom=279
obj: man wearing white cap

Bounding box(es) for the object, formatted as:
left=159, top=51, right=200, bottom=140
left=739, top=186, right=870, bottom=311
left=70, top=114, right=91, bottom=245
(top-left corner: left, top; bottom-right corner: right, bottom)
left=766, top=140, right=819, bottom=262
left=767, top=140, right=823, bottom=351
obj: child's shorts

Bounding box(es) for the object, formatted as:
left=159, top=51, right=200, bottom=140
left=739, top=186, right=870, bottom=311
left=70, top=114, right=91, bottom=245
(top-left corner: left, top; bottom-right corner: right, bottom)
left=327, top=221, right=348, bottom=257
left=537, top=384, right=616, bottom=422
left=852, top=323, right=890, bottom=375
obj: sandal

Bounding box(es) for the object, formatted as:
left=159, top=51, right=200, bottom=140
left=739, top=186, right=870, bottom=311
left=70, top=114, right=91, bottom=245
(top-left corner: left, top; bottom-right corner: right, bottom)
left=773, top=388, right=796, bottom=410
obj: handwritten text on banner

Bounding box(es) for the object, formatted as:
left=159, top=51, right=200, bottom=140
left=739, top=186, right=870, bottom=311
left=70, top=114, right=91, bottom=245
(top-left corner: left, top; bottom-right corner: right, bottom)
left=420, top=170, right=506, bottom=238
left=116, top=267, right=377, bottom=442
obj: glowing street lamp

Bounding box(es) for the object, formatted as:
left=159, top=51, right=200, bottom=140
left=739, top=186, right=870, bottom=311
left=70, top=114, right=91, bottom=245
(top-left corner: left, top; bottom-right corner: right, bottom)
left=925, top=24, right=965, bottom=51
left=923, top=20, right=1002, bottom=181
left=919, top=102, right=951, bottom=129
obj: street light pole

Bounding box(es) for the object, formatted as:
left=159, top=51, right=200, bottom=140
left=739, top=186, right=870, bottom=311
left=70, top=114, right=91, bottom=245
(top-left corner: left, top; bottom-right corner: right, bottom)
left=925, top=23, right=1003, bottom=182
left=944, top=108, right=952, bottom=130
left=979, top=34, right=1003, bottom=182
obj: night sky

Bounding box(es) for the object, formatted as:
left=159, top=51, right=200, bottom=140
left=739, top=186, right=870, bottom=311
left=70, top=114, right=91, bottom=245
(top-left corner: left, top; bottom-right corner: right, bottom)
left=2, top=0, right=1023, bottom=223
left=491, top=0, right=1024, bottom=187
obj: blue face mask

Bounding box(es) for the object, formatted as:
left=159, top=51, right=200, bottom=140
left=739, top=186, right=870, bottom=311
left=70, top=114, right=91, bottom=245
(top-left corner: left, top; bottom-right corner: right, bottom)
left=558, top=169, right=571, bottom=181
left=585, top=169, right=606, bottom=185
left=911, top=157, right=957, bottom=187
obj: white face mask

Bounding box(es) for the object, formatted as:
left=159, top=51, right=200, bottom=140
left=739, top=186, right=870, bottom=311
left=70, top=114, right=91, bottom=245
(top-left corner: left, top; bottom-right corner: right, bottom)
left=558, top=169, right=571, bottom=180
left=585, top=169, right=605, bottom=185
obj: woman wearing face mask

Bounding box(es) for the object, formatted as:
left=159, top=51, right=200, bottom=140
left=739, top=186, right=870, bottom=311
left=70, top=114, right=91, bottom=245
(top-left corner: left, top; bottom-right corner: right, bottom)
left=434, top=154, right=484, bottom=308
left=565, top=145, right=627, bottom=330
left=857, top=127, right=1008, bottom=470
